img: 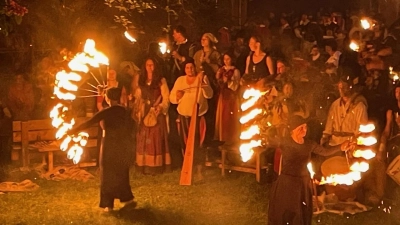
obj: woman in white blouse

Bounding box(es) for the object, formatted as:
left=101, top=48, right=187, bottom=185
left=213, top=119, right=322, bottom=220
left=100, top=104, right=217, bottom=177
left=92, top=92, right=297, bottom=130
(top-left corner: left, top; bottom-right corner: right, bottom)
left=169, top=58, right=213, bottom=181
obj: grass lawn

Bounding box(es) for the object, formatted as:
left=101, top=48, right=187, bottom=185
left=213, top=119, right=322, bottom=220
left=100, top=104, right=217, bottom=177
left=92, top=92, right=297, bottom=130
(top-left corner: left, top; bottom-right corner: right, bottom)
left=0, top=166, right=398, bottom=225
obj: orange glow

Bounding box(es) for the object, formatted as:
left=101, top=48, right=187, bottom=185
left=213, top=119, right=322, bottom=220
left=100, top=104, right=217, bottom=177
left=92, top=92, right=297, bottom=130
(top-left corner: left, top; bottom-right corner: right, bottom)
left=50, top=39, right=108, bottom=164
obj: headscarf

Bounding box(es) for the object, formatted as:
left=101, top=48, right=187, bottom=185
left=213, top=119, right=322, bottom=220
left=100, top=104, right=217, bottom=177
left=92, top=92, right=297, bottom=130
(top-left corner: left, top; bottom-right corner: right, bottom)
left=203, top=33, right=218, bottom=44
left=288, top=115, right=308, bottom=131
left=119, top=61, right=140, bottom=74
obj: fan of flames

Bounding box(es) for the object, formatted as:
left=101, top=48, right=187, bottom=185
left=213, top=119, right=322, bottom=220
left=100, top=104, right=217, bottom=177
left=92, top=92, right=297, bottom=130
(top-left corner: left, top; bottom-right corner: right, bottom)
left=239, top=88, right=268, bottom=162
left=313, top=124, right=377, bottom=186
left=239, top=87, right=378, bottom=186
left=50, top=39, right=108, bottom=164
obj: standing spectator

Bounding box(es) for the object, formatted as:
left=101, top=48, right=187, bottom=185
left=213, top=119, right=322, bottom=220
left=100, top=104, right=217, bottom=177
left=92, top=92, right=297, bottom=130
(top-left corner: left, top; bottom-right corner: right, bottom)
left=6, top=74, right=34, bottom=121
left=215, top=53, right=241, bottom=144
left=119, top=61, right=140, bottom=97
left=324, top=41, right=342, bottom=78
left=169, top=25, right=196, bottom=89
left=97, top=69, right=127, bottom=111
left=169, top=58, right=213, bottom=181
left=134, top=58, right=171, bottom=174
left=279, top=17, right=295, bottom=57
left=229, top=34, right=250, bottom=75
left=242, top=35, right=275, bottom=87
left=193, top=32, right=221, bottom=88
left=193, top=33, right=221, bottom=145
left=168, top=26, right=196, bottom=168
left=308, top=45, right=327, bottom=72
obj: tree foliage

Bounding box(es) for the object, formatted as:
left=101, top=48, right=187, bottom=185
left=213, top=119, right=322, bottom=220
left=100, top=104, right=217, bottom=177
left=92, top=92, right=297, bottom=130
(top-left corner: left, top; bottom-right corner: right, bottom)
left=0, top=0, right=28, bottom=36
left=104, top=0, right=231, bottom=41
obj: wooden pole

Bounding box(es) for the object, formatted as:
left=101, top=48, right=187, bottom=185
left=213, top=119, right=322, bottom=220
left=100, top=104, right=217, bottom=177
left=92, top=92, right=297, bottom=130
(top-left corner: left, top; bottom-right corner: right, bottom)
left=179, top=75, right=202, bottom=185
left=312, top=179, right=320, bottom=212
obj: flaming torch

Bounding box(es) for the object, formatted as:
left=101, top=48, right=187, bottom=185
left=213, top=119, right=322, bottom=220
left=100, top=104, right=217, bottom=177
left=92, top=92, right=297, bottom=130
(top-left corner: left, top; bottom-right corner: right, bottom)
left=319, top=123, right=377, bottom=186
left=361, top=19, right=371, bottom=30
left=50, top=39, right=109, bottom=164
left=308, top=162, right=320, bottom=212
left=239, top=88, right=269, bottom=162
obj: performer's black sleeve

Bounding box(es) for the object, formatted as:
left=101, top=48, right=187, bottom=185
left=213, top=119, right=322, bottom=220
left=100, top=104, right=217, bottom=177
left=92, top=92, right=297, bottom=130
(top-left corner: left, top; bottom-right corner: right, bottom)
left=311, top=142, right=341, bottom=156
left=69, top=107, right=111, bottom=134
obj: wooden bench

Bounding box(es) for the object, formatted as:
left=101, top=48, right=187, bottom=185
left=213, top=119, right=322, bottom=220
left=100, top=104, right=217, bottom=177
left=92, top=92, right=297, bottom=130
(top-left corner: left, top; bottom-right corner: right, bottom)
left=12, top=118, right=99, bottom=171
left=217, top=144, right=267, bottom=183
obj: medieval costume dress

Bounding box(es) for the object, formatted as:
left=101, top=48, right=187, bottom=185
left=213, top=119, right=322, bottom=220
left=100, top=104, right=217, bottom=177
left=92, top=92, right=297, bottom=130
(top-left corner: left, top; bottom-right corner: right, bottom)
left=70, top=105, right=134, bottom=209
left=134, top=78, right=171, bottom=174
left=214, top=66, right=240, bottom=144
left=268, top=137, right=341, bottom=225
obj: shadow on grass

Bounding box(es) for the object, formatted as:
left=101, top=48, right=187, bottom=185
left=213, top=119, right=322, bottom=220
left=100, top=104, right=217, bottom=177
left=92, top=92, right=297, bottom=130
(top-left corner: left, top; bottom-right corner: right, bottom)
left=114, top=205, right=184, bottom=225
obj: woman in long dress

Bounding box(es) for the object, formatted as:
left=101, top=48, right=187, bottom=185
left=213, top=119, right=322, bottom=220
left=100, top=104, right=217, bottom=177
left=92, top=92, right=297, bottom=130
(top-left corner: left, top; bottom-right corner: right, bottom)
left=134, top=58, right=171, bottom=174
left=268, top=115, right=353, bottom=225
left=69, top=87, right=134, bottom=212
left=214, top=53, right=240, bottom=144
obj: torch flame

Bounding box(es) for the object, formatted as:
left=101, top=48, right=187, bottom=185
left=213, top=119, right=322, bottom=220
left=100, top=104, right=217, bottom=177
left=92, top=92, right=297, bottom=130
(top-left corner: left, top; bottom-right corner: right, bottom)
left=240, top=125, right=260, bottom=140
left=159, top=42, right=168, bottom=54
left=349, top=41, right=360, bottom=52
left=350, top=161, right=369, bottom=173
left=361, top=19, right=371, bottom=29
left=353, top=149, right=376, bottom=160
left=359, top=124, right=375, bottom=133
left=239, top=140, right=262, bottom=162
left=319, top=171, right=361, bottom=186
left=240, top=108, right=263, bottom=124
left=50, top=39, right=109, bottom=164
left=318, top=124, right=376, bottom=186
left=357, top=136, right=377, bottom=146
left=124, top=31, right=136, bottom=43
left=307, top=162, right=315, bottom=178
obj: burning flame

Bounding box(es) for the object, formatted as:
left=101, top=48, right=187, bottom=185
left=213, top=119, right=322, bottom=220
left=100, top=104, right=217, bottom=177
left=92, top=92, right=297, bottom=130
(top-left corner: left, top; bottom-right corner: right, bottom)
left=318, top=124, right=376, bottom=186
left=239, top=140, right=261, bottom=162
left=320, top=171, right=361, bottom=186
left=307, top=162, right=315, bottom=178
left=353, top=149, right=376, bottom=160
left=124, top=31, right=136, bottom=43
left=359, top=124, right=375, bottom=133
left=350, top=161, right=369, bottom=172
left=240, top=125, right=260, bottom=140
left=50, top=39, right=108, bottom=164
left=159, top=42, right=168, bottom=54
left=357, top=136, right=377, bottom=146
left=239, top=87, right=268, bottom=162
left=390, top=67, right=399, bottom=82
left=361, top=19, right=371, bottom=29
left=349, top=41, right=360, bottom=52
left=240, top=108, right=263, bottom=124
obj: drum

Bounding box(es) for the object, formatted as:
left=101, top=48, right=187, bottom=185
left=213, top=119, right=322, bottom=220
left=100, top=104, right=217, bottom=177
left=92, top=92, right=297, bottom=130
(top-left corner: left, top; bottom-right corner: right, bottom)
left=321, top=156, right=357, bottom=201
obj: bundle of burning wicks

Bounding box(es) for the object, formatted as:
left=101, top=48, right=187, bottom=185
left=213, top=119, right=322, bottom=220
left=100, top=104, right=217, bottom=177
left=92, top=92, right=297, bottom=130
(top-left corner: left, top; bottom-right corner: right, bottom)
left=50, top=39, right=109, bottom=164
left=318, top=124, right=377, bottom=186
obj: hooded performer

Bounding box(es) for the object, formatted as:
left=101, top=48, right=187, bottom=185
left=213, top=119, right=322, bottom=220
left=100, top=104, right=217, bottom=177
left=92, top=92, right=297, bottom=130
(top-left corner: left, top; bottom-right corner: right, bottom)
left=69, top=87, right=135, bottom=212
left=267, top=115, right=354, bottom=225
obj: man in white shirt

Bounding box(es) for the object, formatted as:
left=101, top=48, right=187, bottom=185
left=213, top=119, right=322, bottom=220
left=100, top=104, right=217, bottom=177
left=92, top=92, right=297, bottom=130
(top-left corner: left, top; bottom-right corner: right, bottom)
left=169, top=58, right=213, bottom=181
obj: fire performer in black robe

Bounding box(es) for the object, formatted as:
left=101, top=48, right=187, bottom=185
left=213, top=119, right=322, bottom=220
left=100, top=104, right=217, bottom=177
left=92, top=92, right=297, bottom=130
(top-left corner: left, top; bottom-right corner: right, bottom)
left=267, top=115, right=353, bottom=225
left=69, top=87, right=134, bottom=212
